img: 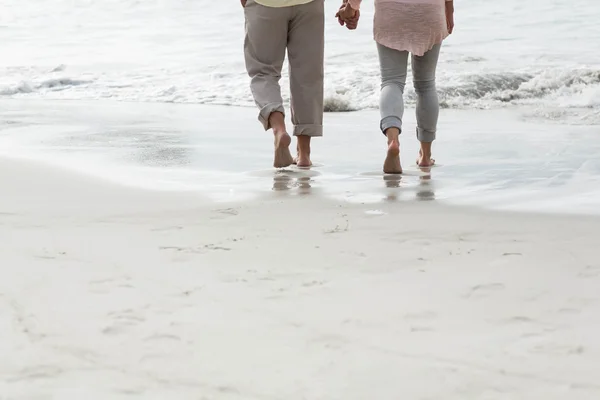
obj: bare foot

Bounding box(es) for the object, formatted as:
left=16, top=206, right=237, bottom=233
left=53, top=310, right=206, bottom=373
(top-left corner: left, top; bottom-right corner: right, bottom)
left=383, top=139, right=402, bottom=174
left=417, top=149, right=435, bottom=168
left=295, top=136, right=312, bottom=168
left=294, top=154, right=312, bottom=168
left=273, top=131, right=294, bottom=168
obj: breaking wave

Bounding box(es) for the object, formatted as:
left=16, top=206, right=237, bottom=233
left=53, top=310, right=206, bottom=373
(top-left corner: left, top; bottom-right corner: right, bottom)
left=1, top=67, right=598, bottom=123
left=434, top=69, right=600, bottom=109
left=0, top=77, right=93, bottom=96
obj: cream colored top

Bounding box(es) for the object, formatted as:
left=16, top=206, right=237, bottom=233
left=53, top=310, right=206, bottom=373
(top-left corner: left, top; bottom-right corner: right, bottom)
left=255, top=0, right=314, bottom=6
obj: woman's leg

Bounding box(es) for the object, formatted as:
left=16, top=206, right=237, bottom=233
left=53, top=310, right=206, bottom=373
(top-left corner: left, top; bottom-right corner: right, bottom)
left=377, top=43, right=409, bottom=174
left=411, top=44, right=441, bottom=167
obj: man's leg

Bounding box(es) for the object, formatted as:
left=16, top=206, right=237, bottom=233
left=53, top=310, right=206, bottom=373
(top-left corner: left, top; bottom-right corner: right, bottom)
left=244, top=0, right=294, bottom=168
left=377, top=43, right=409, bottom=174
left=287, top=0, right=325, bottom=167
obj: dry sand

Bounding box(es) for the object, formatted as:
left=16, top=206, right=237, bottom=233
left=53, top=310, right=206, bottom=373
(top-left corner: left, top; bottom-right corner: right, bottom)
left=2, top=156, right=600, bottom=399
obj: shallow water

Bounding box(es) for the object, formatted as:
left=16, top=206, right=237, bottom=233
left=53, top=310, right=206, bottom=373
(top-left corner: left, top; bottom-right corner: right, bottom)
left=1, top=99, right=599, bottom=215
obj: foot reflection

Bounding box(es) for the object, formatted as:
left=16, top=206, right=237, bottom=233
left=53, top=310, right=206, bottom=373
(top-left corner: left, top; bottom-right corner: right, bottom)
left=416, top=173, right=435, bottom=201
left=382, top=172, right=436, bottom=202
left=383, top=174, right=402, bottom=189
left=297, top=176, right=312, bottom=195
left=383, top=174, right=402, bottom=202
left=273, top=174, right=293, bottom=191
left=272, top=173, right=313, bottom=194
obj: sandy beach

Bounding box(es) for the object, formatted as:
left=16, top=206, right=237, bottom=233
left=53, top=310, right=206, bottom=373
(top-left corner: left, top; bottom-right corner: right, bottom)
left=2, top=100, right=600, bottom=398
left=2, top=0, right=599, bottom=396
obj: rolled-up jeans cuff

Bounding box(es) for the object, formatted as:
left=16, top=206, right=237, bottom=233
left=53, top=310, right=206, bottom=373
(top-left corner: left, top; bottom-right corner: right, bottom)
left=258, top=103, right=285, bottom=130
left=380, top=116, right=402, bottom=135
left=416, top=127, right=436, bottom=143
left=294, top=124, right=323, bottom=137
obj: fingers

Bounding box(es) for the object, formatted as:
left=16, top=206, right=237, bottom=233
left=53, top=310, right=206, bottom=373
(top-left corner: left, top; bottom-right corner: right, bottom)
left=336, top=3, right=359, bottom=30
left=346, top=14, right=359, bottom=29
left=346, top=10, right=360, bottom=29
left=344, top=20, right=359, bottom=29
left=335, top=10, right=345, bottom=26
left=446, top=18, right=454, bottom=34
left=337, top=4, right=356, bottom=20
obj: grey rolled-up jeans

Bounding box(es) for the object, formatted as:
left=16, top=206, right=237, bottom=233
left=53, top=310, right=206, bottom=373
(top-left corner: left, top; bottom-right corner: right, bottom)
left=243, top=0, right=324, bottom=137
left=378, top=43, right=442, bottom=143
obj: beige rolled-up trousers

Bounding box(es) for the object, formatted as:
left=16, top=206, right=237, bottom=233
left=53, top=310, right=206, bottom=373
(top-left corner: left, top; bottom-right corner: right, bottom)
left=244, top=0, right=324, bottom=137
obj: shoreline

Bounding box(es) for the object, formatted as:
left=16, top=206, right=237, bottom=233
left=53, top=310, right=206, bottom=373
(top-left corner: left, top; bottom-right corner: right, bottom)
left=1, top=153, right=599, bottom=222
left=1, top=98, right=600, bottom=216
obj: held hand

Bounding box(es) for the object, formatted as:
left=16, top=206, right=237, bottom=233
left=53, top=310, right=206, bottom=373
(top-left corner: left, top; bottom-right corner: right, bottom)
left=445, top=1, right=454, bottom=34
left=336, top=3, right=357, bottom=21
left=335, top=3, right=360, bottom=30
left=345, top=10, right=360, bottom=30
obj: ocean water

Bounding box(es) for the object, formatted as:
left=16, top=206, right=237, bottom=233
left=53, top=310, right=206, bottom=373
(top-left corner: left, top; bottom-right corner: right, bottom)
left=1, top=0, right=600, bottom=124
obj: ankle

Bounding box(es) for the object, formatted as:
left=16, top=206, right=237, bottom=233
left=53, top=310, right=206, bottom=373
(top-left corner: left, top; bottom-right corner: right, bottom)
left=385, top=128, right=400, bottom=143
left=420, top=143, right=432, bottom=157
left=269, top=112, right=286, bottom=134
left=297, top=136, right=311, bottom=153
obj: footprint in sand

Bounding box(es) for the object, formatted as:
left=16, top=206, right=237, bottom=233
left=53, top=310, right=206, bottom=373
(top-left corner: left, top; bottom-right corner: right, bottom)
left=12, top=365, right=63, bottom=382
left=143, top=333, right=182, bottom=343
left=210, top=208, right=239, bottom=220
left=578, top=265, right=600, bottom=278
left=204, top=244, right=232, bottom=251
left=159, top=243, right=232, bottom=254
left=89, top=275, right=134, bottom=294
left=531, top=343, right=585, bottom=355
left=324, top=214, right=350, bottom=234
left=103, top=309, right=145, bottom=335
left=34, top=249, right=67, bottom=260
left=301, top=280, right=326, bottom=288
left=405, top=311, right=438, bottom=332
left=464, top=283, right=505, bottom=299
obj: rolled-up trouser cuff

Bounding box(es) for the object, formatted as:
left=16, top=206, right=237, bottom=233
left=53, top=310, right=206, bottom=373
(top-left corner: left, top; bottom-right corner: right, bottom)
left=294, top=124, right=323, bottom=137
left=416, top=127, right=436, bottom=143
left=258, top=103, right=285, bottom=131
left=380, top=116, right=403, bottom=135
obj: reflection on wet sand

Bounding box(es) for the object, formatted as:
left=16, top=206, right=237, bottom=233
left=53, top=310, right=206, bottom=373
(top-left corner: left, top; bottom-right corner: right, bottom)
left=273, top=174, right=292, bottom=191
left=416, top=168, right=435, bottom=201
left=271, top=167, right=436, bottom=203
left=272, top=170, right=314, bottom=195
left=58, top=127, right=196, bottom=168
left=382, top=169, right=435, bottom=202
left=383, top=174, right=402, bottom=202
left=297, top=176, right=312, bottom=194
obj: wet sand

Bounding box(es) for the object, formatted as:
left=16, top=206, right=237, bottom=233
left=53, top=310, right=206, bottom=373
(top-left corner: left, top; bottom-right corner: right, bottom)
left=2, top=100, right=600, bottom=399
left=1, top=99, right=599, bottom=213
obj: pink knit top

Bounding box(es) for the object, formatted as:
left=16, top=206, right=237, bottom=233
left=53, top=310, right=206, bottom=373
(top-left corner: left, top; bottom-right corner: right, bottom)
left=348, top=0, right=452, bottom=56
